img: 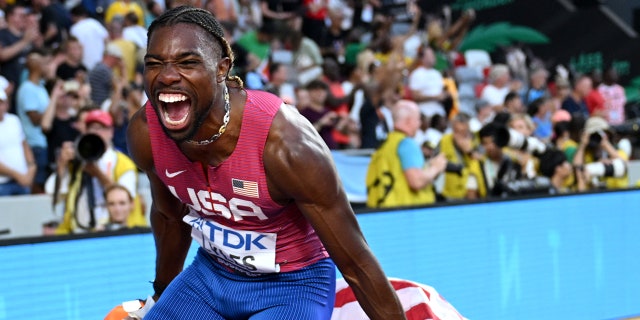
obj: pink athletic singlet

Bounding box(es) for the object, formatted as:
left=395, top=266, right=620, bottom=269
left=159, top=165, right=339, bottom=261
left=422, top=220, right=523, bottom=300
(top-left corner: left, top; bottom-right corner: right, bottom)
left=146, top=90, right=329, bottom=275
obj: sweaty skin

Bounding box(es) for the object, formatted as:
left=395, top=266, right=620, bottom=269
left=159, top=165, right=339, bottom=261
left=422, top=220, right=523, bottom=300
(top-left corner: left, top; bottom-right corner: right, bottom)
left=127, top=23, right=406, bottom=319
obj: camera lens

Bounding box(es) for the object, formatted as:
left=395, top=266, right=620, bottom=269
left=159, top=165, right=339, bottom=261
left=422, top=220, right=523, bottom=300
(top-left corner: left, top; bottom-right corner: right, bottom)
left=76, top=134, right=106, bottom=162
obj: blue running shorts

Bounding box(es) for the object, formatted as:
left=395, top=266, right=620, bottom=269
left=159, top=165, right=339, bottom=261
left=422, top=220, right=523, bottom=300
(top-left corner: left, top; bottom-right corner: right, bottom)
left=145, top=248, right=336, bottom=319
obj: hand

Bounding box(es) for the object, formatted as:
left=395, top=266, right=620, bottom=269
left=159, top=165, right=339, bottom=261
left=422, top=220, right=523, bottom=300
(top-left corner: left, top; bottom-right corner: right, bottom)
left=429, top=153, right=448, bottom=173
left=579, top=131, right=591, bottom=146
left=50, top=80, right=65, bottom=101
left=124, top=295, right=156, bottom=319
left=318, top=111, right=338, bottom=127
left=23, top=27, right=40, bottom=43
left=14, top=170, right=33, bottom=187
left=56, top=141, right=76, bottom=170
left=83, top=161, right=102, bottom=177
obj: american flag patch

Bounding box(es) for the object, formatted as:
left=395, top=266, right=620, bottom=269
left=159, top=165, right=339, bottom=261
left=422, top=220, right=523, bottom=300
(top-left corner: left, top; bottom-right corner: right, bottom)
left=232, top=179, right=259, bottom=198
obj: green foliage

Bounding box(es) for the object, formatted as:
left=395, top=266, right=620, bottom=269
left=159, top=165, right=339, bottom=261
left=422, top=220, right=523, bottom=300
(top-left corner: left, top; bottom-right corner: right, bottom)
left=625, top=76, right=640, bottom=103
left=459, top=22, right=550, bottom=52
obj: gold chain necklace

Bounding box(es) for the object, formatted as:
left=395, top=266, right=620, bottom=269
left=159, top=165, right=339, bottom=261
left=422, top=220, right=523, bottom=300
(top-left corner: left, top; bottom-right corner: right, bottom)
left=187, top=85, right=230, bottom=146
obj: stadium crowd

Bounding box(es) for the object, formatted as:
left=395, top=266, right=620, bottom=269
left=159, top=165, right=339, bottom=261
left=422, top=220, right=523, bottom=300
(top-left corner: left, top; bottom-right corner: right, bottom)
left=0, top=0, right=636, bottom=232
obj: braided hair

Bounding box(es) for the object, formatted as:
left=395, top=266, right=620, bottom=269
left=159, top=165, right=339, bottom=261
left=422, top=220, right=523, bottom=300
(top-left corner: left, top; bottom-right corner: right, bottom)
left=147, top=6, right=244, bottom=87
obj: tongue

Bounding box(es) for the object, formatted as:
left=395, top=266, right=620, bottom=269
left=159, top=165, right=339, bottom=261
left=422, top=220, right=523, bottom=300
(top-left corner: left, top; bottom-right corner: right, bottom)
left=165, top=101, right=190, bottom=121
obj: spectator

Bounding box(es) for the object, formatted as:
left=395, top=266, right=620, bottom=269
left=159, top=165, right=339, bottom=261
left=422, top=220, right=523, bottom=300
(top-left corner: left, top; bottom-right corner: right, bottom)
left=481, top=64, right=516, bottom=111
left=0, top=90, right=36, bottom=196
left=33, top=0, right=71, bottom=49
left=322, top=57, right=359, bottom=149
left=88, top=43, right=127, bottom=107
left=69, top=5, right=109, bottom=70
left=469, top=99, right=493, bottom=133
left=550, top=75, right=571, bottom=111
left=527, top=97, right=553, bottom=141
left=101, top=74, right=143, bottom=156
left=561, top=74, right=590, bottom=119
left=366, top=99, right=447, bottom=208
left=598, top=66, right=627, bottom=125
left=316, top=8, right=348, bottom=62
left=424, top=113, right=448, bottom=148
left=104, top=0, right=145, bottom=27
left=107, top=17, right=138, bottom=84
left=345, top=62, right=390, bottom=149
left=16, top=50, right=53, bottom=194
left=204, top=0, right=239, bottom=25
left=260, top=0, right=303, bottom=31
left=283, top=29, right=324, bottom=87
left=122, top=12, right=148, bottom=50
left=301, top=0, right=328, bottom=44
left=244, top=53, right=267, bottom=90
left=407, top=45, right=449, bottom=118
left=522, top=67, right=549, bottom=105
left=264, top=62, right=296, bottom=104
left=437, top=113, right=486, bottom=201
left=236, top=23, right=274, bottom=63
left=40, top=79, right=80, bottom=167
left=585, top=70, right=606, bottom=119
left=509, top=113, right=535, bottom=137
left=48, top=109, right=146, bottom=234
left=0, top=4, right=41, bottom=112
left=297, top=79, right=341, bottom=149
left=100, top=183, right=136, bottom=231
left=236, top=0, right=262, bottom=34
left=55, top=36, right=88, bottom=82
left=573, top=116, right=628, bottom=191
left=504, top=90, right=525, bottom=114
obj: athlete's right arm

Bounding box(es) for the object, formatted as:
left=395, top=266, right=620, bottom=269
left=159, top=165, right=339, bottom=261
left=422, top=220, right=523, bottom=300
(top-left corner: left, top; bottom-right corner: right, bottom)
left=127, top=107, right=192, bottom=301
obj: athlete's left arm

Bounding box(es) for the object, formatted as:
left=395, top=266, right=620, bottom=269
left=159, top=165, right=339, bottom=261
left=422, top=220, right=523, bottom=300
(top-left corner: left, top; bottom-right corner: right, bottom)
left=264, top=105, right=406, bottom=320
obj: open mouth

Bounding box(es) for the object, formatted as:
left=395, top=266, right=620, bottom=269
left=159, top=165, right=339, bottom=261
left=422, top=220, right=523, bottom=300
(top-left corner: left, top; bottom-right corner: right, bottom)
left=158, top=93, right=191, bottom=130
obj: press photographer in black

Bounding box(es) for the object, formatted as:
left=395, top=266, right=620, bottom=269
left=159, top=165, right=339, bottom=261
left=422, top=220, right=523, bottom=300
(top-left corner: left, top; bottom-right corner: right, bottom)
left=45, top=109, right=146, bottom=234
left=573, top=116, right=629, bottom=190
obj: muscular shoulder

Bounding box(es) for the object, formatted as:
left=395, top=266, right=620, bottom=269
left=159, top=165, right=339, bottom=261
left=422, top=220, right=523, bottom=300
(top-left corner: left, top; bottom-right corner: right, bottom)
left=126, top=106, right=154, bottom=173
left=263, top=104, right=338, bottom=202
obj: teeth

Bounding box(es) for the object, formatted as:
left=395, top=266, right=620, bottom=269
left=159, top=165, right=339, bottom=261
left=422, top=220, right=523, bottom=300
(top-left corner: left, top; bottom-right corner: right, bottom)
left=164, top=110, right=188, bottom=126
left=159, top=93, right=187, bottom=103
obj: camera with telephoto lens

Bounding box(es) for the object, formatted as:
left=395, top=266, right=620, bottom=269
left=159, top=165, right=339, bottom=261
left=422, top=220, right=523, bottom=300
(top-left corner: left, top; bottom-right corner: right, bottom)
left=584, top=158, right=627, bottom=179
left=494, top=176, right=553, bottom=197
left=75, top=133, right=106, bottom=162
left=493, top=127, right=549, bottom=157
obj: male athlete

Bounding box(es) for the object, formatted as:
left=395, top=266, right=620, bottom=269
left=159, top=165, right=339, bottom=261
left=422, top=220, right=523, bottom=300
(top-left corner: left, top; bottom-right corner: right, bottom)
left=126, top=6, right=406, bottom=319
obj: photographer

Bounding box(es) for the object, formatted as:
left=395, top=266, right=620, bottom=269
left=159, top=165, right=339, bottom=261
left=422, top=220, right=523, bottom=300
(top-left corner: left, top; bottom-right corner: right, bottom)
left=437, top=113, right=486, bottom=201
left=46, top=109, right=146, bottom=234
left=478, top=122, right=525, bottom=197
left=538, top=149, right=579, bottom=194
left=573, top=116, right=629, bottom=191
left=366, top=100, right=447, bottom=208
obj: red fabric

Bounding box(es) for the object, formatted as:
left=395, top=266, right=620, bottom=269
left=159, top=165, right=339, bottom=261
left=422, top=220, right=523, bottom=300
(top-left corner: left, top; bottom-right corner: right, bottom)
left=326, top=80, right=350, bottom=145
left=585, top=89, right=606, bottom=115
left=332, top=278, right=467, bottom=320
left=304, top=0, right=327, bottom=20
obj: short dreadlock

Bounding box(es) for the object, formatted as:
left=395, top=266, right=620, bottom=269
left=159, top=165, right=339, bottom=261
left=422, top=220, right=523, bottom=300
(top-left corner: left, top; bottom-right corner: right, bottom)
left=147, top=6, right=243, bottom=87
